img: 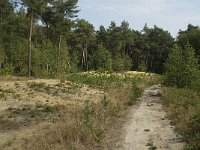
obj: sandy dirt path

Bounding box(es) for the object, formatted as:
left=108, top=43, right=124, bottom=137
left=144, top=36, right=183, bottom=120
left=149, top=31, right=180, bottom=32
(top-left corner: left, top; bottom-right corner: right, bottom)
left=122, top=85, right=184, bottom=150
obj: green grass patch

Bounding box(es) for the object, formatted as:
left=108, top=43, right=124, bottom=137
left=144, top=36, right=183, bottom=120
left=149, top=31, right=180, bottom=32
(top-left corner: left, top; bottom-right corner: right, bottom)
left=27, top=82, right=46, bottom=91
left=66, top=72, right=160, bottom=91
left=126, top=84, right=143, bottom=106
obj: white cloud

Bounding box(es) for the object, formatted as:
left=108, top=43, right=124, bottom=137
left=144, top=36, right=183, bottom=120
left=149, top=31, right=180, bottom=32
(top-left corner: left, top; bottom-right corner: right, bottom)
left=78, top=0, right=200, bottom=36
left=80, top=0, right=175, bottom=15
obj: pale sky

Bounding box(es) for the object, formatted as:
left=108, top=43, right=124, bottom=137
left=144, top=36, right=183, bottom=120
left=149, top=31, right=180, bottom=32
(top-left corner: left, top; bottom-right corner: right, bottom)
left=78, top=0, right=200, bottom=37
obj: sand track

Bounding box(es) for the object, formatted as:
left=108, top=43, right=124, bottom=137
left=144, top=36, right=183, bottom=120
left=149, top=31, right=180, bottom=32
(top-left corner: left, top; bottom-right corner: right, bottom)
left=122, top=85, right=184, bottom=150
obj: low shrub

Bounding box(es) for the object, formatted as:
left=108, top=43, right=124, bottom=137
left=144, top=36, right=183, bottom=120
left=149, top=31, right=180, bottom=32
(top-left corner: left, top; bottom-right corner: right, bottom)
left=126, top=83, right=142, bottom=106
left=0, top=63, right=14, bottom=76
left=162, top=88, right=200, bottom=150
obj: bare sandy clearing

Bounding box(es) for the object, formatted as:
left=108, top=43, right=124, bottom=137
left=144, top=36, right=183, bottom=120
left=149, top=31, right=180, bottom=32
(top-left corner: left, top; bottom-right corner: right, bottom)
left=0, top=78, right=105, bottom=149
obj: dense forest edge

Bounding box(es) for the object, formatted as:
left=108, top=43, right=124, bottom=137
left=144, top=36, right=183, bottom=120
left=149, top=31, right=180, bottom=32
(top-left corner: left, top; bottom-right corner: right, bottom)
left=1, top=0, right=200, bottom=77
left=1, top=1, right=200, bottom=150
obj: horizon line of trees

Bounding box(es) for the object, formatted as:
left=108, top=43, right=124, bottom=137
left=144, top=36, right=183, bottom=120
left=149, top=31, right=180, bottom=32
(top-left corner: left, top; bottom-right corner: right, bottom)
left=1, top=0, right=200, bottom=77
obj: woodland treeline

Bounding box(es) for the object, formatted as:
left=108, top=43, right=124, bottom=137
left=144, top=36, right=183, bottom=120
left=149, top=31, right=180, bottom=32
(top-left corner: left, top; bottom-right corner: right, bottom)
left=1, top=0, right=200, bottom=77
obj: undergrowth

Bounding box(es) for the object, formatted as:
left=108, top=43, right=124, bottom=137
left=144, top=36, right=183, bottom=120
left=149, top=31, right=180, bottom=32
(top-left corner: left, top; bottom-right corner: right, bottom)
left=21, top=72, right=146, bottom=149
left=66, top=72, right=160, bottom=90
left=162, top=88, right=200, bottom=150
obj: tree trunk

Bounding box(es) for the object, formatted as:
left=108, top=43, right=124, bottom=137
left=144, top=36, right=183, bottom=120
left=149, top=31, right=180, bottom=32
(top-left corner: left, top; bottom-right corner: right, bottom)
left=0, top=9, right=2, bottom=33
left=45, top=24, right=49, bottom=45
left=82, top=45, right=85, bottom=70
left=123, top=39, right=126, bottom=55
left=150, top=56, right=153, bottom=70
left=57, top=34, right=62, bottom=72
left=28, top=8, right=33, bottom=77
left=145, top=56, right=148, bottom=66
left=46, top=64, right=49, bottom=73
left=85, top=40, right=88, bottom=71
left=81, top=40, right=88, bottom=71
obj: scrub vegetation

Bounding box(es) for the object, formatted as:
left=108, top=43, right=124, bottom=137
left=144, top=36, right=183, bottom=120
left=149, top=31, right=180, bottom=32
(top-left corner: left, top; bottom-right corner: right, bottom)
left=1, top=1, right=200, bottom=150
